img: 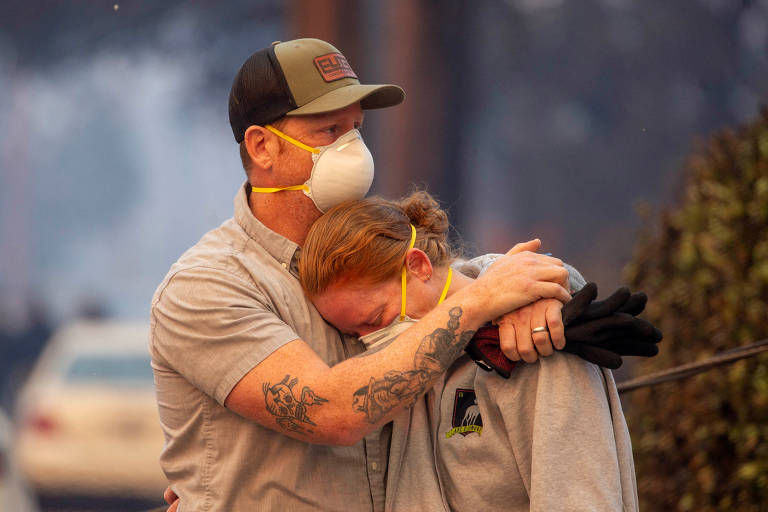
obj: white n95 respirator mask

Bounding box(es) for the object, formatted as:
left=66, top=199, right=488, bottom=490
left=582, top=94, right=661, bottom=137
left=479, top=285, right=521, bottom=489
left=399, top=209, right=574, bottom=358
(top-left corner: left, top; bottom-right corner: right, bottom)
left=251, top=125, right=374, bottom=213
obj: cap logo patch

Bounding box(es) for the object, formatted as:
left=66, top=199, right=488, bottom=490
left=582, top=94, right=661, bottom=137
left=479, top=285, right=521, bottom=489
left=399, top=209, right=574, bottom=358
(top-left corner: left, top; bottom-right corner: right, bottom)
left=314, top=53, right=358, bottom=82
left=445, top=388, right=483, bottom=438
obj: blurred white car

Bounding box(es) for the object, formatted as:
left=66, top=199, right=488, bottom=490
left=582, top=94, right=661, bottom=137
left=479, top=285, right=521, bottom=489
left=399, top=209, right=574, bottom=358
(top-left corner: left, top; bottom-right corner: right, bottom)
left=15, top=321, right=167, bottom=498
left=0, top=407, right=38, bottom=511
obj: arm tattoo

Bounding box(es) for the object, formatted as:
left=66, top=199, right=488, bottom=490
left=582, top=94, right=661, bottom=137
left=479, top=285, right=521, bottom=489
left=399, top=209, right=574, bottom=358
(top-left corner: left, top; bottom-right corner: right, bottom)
left=352, top=307, right=476, bottom=423
left=263, top=375, right=328, bottom=433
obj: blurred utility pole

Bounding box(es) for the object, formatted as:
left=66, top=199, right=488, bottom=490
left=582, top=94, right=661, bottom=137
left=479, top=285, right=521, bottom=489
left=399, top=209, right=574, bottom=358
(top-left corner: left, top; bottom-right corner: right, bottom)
left=286, top=0, right=363, bottom=71
left=285, top=1, right=471, bottom=230
left=375, top=1, right=471, bottom=225
left=1, top=75, right=31, bottom=331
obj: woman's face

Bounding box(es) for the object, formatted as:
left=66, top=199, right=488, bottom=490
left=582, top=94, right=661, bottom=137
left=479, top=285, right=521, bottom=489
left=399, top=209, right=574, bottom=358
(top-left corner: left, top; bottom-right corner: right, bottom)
left=311, top=274, right=435, bottom=338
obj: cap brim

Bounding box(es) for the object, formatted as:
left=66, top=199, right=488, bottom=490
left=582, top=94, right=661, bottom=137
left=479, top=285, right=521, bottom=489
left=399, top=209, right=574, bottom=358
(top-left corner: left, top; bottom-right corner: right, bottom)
left=286, top=84, right=405, bottom=117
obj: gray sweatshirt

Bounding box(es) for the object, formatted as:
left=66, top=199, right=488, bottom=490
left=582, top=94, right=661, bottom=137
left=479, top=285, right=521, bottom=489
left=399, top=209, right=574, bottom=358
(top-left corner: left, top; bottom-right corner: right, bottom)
left=365, top=257, right=639, bottom=511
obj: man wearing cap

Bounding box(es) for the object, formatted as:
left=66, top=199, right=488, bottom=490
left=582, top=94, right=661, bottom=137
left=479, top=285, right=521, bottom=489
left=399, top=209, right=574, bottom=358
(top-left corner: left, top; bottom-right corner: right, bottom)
left=150, top=38, right=574, bottom=511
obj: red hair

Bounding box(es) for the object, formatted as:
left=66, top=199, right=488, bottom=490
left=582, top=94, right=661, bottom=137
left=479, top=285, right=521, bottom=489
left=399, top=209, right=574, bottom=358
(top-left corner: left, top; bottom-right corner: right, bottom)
left=299, top=190, right=457, bottom=297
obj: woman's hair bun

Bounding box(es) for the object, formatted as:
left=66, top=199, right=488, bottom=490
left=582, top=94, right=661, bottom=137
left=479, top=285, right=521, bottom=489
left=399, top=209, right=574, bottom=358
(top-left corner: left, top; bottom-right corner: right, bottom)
left=298, top=188, right=460, bottom=296
left=401, top=190, right=449, bottom=237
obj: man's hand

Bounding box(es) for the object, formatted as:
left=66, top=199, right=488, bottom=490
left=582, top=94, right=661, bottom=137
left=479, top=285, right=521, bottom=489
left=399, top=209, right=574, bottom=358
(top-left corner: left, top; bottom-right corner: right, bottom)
left=464, top=283, right=663, bottom=376
left=495, top=299, right=565, bottom=363
left=471, top=239, right=571, bottom=323
left=164, top=486, right=179, bottom=512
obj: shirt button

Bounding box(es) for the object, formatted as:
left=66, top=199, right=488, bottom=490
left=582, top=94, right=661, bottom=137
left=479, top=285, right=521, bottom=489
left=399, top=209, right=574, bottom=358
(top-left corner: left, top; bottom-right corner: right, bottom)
left=281, top=262, right=287, bottom=269
left=371, top=462, right=378, bottom=471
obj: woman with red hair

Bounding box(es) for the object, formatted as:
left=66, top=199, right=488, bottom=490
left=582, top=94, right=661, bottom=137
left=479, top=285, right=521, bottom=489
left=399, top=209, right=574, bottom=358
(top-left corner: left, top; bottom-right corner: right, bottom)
left=299, top=190, right=641, bottom=511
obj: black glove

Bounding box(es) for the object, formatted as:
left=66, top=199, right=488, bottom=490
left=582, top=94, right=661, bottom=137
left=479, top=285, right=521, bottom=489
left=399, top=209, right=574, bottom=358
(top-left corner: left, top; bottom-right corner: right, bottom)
left=464, top=282, right=663, bottom=377
left=561, top=282, right=662, bottom=368
left=561, top=282, right=647, bottom=323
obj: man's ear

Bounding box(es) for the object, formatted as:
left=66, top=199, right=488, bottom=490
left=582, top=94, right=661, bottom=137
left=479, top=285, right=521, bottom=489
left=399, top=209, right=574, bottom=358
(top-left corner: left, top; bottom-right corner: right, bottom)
left=243, top=125, right=277, bottom=170
left=405, top=248, right=433, bottom=281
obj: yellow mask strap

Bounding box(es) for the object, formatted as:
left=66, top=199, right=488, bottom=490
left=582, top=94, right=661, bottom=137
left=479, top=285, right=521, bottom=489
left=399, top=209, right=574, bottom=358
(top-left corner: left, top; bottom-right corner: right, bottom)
left=400, top=225, right=453, bottom=319
left=400, top=224, right=417, bottom=321
left=265, top=124, right=321, bottom=154
left=437, top=267, right=452, bottom=305
left=251, top=184, right=309, bottom=194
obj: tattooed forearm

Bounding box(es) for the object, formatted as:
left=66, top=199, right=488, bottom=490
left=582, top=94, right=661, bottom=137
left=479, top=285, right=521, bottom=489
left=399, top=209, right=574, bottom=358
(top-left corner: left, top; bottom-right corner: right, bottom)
left=352, top=307, right=476, bottom=423
left=413, top=307, right=473, bottom=374
left=263, top=375, right=328, bottom=433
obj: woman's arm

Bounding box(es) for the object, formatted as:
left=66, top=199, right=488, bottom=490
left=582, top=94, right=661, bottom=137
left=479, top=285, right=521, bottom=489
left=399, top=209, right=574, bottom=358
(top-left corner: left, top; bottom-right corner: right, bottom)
left=485, top=352, right=637, bottom=511
left=456, top=256, right=587, bottom=363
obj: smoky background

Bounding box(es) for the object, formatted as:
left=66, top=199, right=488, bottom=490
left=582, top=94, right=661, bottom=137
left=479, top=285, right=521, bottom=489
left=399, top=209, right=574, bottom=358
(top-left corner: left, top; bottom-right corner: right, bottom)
left=0, top=1, right=765, bottom=510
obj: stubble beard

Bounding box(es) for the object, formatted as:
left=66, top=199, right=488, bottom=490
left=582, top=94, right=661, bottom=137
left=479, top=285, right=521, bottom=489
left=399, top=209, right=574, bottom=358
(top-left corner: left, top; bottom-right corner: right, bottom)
left=271, top=152, right=323, bottom=242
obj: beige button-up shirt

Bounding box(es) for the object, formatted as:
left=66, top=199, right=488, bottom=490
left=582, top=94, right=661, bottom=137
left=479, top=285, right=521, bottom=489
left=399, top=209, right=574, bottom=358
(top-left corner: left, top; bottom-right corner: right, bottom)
left=150, top=184, right=388, bottom=511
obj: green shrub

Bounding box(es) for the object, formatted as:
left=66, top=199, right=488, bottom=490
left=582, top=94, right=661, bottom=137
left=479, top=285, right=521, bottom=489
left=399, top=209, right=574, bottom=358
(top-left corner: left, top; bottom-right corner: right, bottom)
left=624, top=108, right=768, bottom=511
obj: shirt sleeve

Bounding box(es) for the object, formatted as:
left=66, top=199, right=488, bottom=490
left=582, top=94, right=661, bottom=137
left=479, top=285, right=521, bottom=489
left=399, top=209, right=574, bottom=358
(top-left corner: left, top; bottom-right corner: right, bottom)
left=150, top=265, right=301, bottom=405
left=481, top=352, right=633, bottom=512
left=454, top=253, right=586, bottom=292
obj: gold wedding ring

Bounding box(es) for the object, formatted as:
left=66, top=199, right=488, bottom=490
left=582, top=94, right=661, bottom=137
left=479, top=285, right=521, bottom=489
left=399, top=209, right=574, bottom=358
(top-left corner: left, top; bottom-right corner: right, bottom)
left=531, top=326, right=549, bottom=334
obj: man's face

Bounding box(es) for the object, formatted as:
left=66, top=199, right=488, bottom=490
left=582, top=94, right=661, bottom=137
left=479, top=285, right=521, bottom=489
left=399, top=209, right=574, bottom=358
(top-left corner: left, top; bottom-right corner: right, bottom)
left=270, top=102, right=365, bottom=187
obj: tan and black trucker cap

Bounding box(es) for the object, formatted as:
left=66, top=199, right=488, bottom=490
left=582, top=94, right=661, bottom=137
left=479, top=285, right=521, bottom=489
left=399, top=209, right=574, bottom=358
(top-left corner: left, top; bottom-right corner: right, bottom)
left=228, top=38, right=405, bottom=143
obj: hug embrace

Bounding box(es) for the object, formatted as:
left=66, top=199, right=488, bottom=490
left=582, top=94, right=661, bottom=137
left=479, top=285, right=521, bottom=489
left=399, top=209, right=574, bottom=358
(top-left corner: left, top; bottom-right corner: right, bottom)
left=150, top=37, right=661, bottom=511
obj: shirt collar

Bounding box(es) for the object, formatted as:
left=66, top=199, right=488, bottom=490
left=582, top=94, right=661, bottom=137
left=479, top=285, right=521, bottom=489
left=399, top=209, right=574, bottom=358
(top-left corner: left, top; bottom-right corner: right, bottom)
left=234, top=182, right=300, bottom=274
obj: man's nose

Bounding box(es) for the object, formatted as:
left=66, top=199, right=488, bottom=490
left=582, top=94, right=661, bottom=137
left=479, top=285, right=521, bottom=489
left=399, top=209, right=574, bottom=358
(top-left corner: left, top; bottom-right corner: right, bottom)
left=334, top=123, right=359, bottom=141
